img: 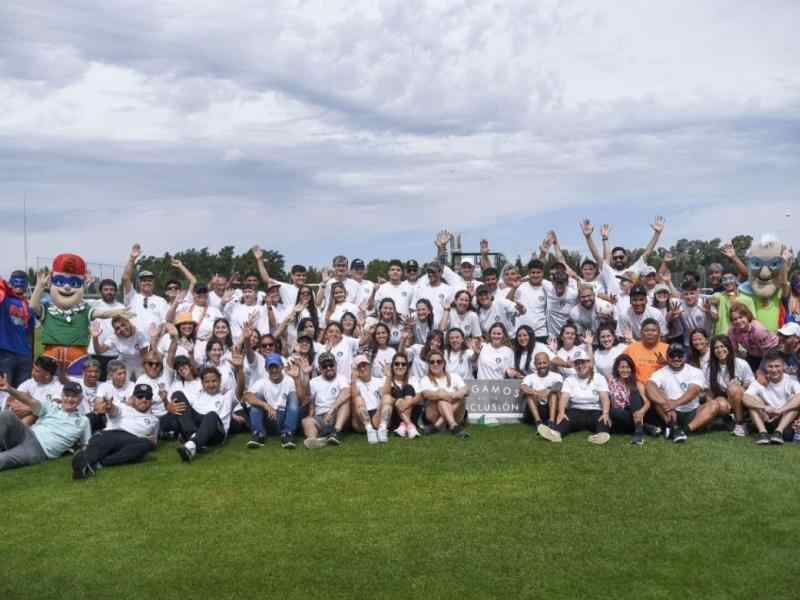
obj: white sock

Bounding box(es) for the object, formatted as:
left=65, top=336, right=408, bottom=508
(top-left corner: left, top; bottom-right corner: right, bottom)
left=185, top=440, right=196, bottom=451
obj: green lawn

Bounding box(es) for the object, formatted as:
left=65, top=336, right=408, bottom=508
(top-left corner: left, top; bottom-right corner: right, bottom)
left=2, top=425, right=799, bottom=600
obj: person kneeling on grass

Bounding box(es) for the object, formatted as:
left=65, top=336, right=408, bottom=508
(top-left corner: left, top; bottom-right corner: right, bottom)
left=72, top=383, right=158, bottom=480
left=418, top=350, right=470, bottom=438
left=520, top=352, right=562, bottom=434
left=175, top=349, right=246, bottom=463
left=743, top=351, right=800, bottom=445
left=539, top=348, right=611, bottom=445
left=0, top=376, right=90, bottom=471
left=645, top=344, right=706, bottom=443
left=244, top=353, right=304, bottom=450
left=351, top=355, right=393, bottom=444
left=302, top=352, right=350, bottom=449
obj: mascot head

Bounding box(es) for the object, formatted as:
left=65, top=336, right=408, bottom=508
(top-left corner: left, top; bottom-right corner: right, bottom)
left=51, top=254, right=87, bottom=310
left=745, top=234, right=784, bottom=299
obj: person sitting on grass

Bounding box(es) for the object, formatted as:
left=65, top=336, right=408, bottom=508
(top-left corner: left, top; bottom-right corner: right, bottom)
left=418, top=350, right=470, bottom=438
left=175, top=348, right=246, bottom=463
left=72, top=383, right=159, bottom=480
left=8, top=355, right=63, bottom=426
left=645, top=344, right=705, bottom=443
left=384, top=354, right=420, bottom=439
left=607, top=354, right=649, bottom=445
left=351, top=355, right=393, bottom=444
left=0, top=376, right=90, bottom=471
left=539, top=347, right=611, bottom=445
left=93, top=360, right=135, bottom=432
left=302, top=351, right=350, bottom=449
left=244, top=353, right=304, bottom=450
left=623, top=319, right=669, bottom=386
left=743, top=351, right=800, bottom=445
left=520, top=352, right=562, bottom=433
left=705, top=335, right=754, bottom=438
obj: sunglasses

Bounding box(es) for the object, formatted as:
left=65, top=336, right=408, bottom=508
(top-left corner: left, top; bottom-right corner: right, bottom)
left=51, top=274, right=84, bottom=288
left=393, top=361, right=408, bottom=367
left=166, top=285, right=180, bottom=290
left=260, top=343, right=275, bottom=348
left=429, top=359, right=444, bottom=365
left=144, top=361, right=161, bottom=367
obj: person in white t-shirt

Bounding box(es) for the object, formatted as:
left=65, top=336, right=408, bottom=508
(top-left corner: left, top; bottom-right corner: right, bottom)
left=545, top=270, right=578, bottom=339
left=349, top=259, right=374, bottom=309
left=245, top=353, right=305, bottom=449
left=224, top=285, right=266, bottom=345
left=411, top=263, right=454, bottom=328
left=322, top=282, right=360, bottom=328
left=90, top=316, right=151, bottom=379
left=512, top=260, right=549, bottom=341
left=94, top=360, right=135, bottom=431
left=619, top=285, right=668, bottom=341
left=88, top=278, right=125, bottom=380
left=520, top=352, right=563, bottom=429
left=593, top=324, right=628, bottom=380
left=321, top=322, right=360, bottom=383
left=475, top=284, right=521, bottom=339
left=475, top=323, right=514, bottom=380
left=370, top=260, right=414, bottom=317
left=580, top=217, right=664, bottom=279
left=175, top=282, right=224, bottom=343
left=645, top=344, right=706, bottom=443
left=302, top=352, right=351, bottom=448
left=10, top=356, right=63, bottom=426
left=443, top=290, right=481, bottom=341
left=508, top=325, right=555, bottom=378
left=121, top=244, right=169, bottom=334
left=71, top=383, right=159, bottom=480
left=365, top=324, right=397, bottom=379
left=418, top=350, right=470, bottom=438
left=135, top=350, right=171, bottom=420
left=175, top=351, right=246, bottom=463
left=444, top=328, right=476, bottom=381
left=350, top=355, right=393, bottom=444
left=568, top=285, right=616, bottom=338
left=68, top=358, right=100, bottom=417
left=743, top=351, right=800, bottom=445
left=539, top=348, right=611, bottom=444
left=705, top=334, right=754, bottom=437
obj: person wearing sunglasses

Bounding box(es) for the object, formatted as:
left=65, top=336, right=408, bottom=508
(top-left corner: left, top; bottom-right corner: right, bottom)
left=0, top=270, right=34, bottom=388
left=418, top=350, right=470, bottom=438
left=302, top=351, right=351, bottom=448
left=121, top=244, right=169, bottom=334
left=245, top=353, right=304, bottom=449
left=580, top=217, right=665, bottom=279
left=383, top=354, right=420, bottom=438
left=135, top=350, right=171, bottom=420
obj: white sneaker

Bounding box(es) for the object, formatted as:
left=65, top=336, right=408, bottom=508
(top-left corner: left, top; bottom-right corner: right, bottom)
left=588, top=432, right=610, bottom=445
left=377, top=427, right=389, bottom=443
left=304, top=437, right=327, bottom=449
left=366, top=427, right=379, bottom=444
left=537, top=424, right=562, bottom=443
left=732, top=423, right=747, bottom=437
left=394, top=423, right=408, bottom=438
left=406, top=424, right=420, bottom=439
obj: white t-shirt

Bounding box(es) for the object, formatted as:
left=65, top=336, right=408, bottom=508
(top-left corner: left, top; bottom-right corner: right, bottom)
left=406, top=344, right=428, bottom=381
left=545, top=282, right=578, bottom=339
left=353, top=278, right=375, bottom=309
left=135, top=372, right=172, bottom=417
left=107, top=403, right=159, bottom=441
left=328, top=337, right=360, bottom=383
left=477, top=298, right=517, bottom=336
left=594, top=345, right=628, bottom=380
left=309, top=375, right=348, bottom=415
left=371, top=347, right=397, bottom=379
left=106, top=330, right=150, bottom=372
left=87, top=299, right=126, bottom=355
left=249, top=375, right=296, bottom=410
left=649, top=365, right=705, bottom=412
left=97, top=381, right=135, bottom=410
left=704, top=358, right=754, bottom=393
left=562, top=373, right=609, bottom=411
left=324, top=302, right=360, bottom=327
left=260, top=303, right=293, bottom=337
left=556, top=346, right=584, bottom=378
left=355, top=376, right=385, bottom=412
left=70, top=378, right=98, bottom=415
left=514, top=282, right=548, bottom=337
left=477, top=345, right=514, bottom=380
left=374, top=281, right=413, bottom=316
left=745, top=377, right=800, bottom=410
left=418, top=372, right=467, bottom=395
left=569, top=299, right=616, bottom=336
left=18, top=378, right=64, bottom=406
left=446, top=348, right=475, bottom=380
left=619, top=306, right=668, bottom=340
left=513, top=343, right=556, bottom=375
left=277, top=282, right=300, bottom=308
left=522, top=371, right=563, bottom=393
left=412, top=282, right=454, bottom=326
left=125, top=290, right=168, bottom=334
left=190, top=389, right=237, bottom=433
left=447, top=310, right=482, bottom=339
left=225, top=303, right=266, bottom=344
left=167, top=377, right=203, bottom=403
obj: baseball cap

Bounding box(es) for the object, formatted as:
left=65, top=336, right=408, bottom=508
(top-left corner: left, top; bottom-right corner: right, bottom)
left=551, top=271, right=569, bottom=284
left=572, top=348, right=590, bottom=362
left=138, top=270, right=155, bottom=279
left=476, top=283, right=491, bottom=295
left=133, top=383, right=154, bottom=399
left=653, top=283, right=671, bottom=295
left=778, top=322, right=800, bottom=337
left=265, top=353, right=284, bottom=368
left=460, top=259, right=475, bottom=267
left=174, top=355, right=192, bottom=368
left=629, top=284, right=648, bottom=298
left=425, top=262, right=442, bottom=273
left=667, top=343, right=686, bottom=358
left=354, top=355, right=370, bottom=368
left=318, top=351, right=336, bottom=366
left=351, top=258, right=366, bottom=270
left=405, top=260, right=419, bottom=271
left=62, top=381, right=83, bottom=395
left=642, top=266, right=657, bottom=277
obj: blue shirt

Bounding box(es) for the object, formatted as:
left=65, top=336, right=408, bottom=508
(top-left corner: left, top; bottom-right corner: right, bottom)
left=31, top=399, right=91, bottom=459
left=0, top=282, right=34, bottom=355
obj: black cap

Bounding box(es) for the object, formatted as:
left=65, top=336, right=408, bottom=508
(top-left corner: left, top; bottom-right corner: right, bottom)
left=629, top=284, right=648, bottom=298
left=552, top=271, right=569, bottom=284
left=290, top=265, right=307, bottom=274
left=133, top=383, right=154, bottom=399
left=62, top=381, right=83, bottom=395
left=425, top=262, right=442, bottom=273
left=667, top=343, right=686, bottom=358
left=194, top=282, right=209, bottom=294
left=405, top=260, right=419, bottom=270
left=476, top=283, right=491, bottom=295
left=351, top=258, right=366, bottom=270
left=318, top=351, right=337, bottom=366
left=174, top=356, right=192, bottom=368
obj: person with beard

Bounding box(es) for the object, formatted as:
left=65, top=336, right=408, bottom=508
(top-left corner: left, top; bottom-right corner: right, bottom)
left=0, top=270, right=34, bottom=387
left=88, top=279, right=125, bottom=380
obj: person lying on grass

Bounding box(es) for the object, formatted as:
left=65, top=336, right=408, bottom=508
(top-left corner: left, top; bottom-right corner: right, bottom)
left=175, top=348, right=246, bottom=463
left=743, top=351, right=800, bottom=445
left=72, top=383, right=158, bottom=480
left=302, top=351, right=350, bottom=449
left=0, top=376, right=90, bottom=471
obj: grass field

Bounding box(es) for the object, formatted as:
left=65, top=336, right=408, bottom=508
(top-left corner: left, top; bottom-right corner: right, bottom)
left=3, top=425, right=799, bottom=600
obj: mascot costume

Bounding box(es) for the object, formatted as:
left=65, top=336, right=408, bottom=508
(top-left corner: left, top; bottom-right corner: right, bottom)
left=30, top=254, right=131, bottom=376
left=739, top=235, right=791, bottom=332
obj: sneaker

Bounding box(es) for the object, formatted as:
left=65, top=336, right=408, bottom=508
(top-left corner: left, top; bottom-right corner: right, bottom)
left=643, top=424, right=662, bottom=437
left=394, top=423, right=408, bottom=438
left=327, top=432, right=342, bottom=446
left=770, top=431, right=785, bottom=445
left=588, top=432, right=610, bottom=445
left=377, top=426, right=389, bottom=443
left=177, top=441, right=196, bottom=463
left=303, top=437, right=327, bottom=449
left=537, top=424, right=562, bottom=443
left=793, top=431, right=800, bottom=444
left=366, top=427, right=378, bottom=445
left=631, top=431, right=645, bottom=446
left=281, top=434, right=296, bottom=449
left=663, top=426, right=671, bottom=440
left=732, top=423, right=747, bottom=437
left=451, top=424, right=470, bottom=439
left=247, top=433, right=265, bottom=449
left=406, top=424, right=420, bottom=439
left=755, top=432, right=771, bottom=445
left=672, top=427, right=688, bottom=443
left=71, top=450, right=95, bottom=481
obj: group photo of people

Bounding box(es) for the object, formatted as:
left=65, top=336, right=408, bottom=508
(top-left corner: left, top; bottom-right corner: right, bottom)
left=1, top=218, right=799, bottom=479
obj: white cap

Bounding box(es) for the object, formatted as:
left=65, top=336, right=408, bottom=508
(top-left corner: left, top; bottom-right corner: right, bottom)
left=353, top=355, right=370, bottom=367
left=778, top=322, right=800, bottom=337
left=572, top=347, right=590, bottom=362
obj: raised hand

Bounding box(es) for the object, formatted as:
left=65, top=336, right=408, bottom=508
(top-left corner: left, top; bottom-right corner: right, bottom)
left=480, top=239, right=489, bottom=255
left=720, top=241, right=736, bottom=259
left=651, top=216, right=666, bottom=234
left=547, top=336, right=558, bottom=352
left=583, top=331, right=594, bottom=347
left=580, top=219, right=594, bottom=237
left=286, top=361, right=301, bottom=379
left=130, top=243, right=142, bottom=262
left=435, top=230, right=452, bottom=250
left=377, top=276, right=387, bottom=285
left=252, top=245, right=263, bottom=261
left=89, top=320, right=103, bottom=338
left=782, top=246, right=794, bottom=263
left=600, top=224, right=611, bottom=238
left=148, top=322, right=160, bottom=339
left=229, top=346, right=244, bottom=368
left=164, top=322, right=178, bottom=338
left=36, top=268, right=51, bottom=289
left=170, top=258, right=184, bottom=268
left=663, top=251, right=674, bottom=263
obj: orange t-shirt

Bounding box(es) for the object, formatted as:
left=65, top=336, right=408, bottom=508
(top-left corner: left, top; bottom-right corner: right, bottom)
left=625, top=341, right=669, bottom=384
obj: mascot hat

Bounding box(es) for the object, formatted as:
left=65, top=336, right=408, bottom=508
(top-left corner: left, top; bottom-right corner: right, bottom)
left=52, top=254, right=87, bottom=276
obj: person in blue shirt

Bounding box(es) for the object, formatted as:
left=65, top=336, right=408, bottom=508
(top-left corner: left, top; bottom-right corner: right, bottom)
left=0, top=271, right=35, bottom=386
left=0, top=376, right=90, bottom=471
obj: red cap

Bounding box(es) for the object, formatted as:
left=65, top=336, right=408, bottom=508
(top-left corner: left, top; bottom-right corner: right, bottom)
left=52, top=254, right=87, bottom=276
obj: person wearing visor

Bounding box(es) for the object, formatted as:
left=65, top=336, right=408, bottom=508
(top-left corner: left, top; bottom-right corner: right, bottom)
left=539, top=348, right=611, bottom=445
left=646, top=343, right=706, bottom=443
left=0, top=376, right=90, bottom=471
left=71, top=383, right=159, bottom=480
left=0, top=270, right=34, bottom=387
left=302, top=351, right=350, bottom=449
left=245, top=353, right=304, bottom=450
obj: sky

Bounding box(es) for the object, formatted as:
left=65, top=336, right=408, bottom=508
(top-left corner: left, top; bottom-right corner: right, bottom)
left=1, top=0, right=799, bottom=278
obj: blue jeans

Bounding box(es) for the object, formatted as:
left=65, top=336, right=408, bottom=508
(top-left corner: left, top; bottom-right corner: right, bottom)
left=0, top=349, right=33, bottom=387
left=249, top=392, right=300, bottom=436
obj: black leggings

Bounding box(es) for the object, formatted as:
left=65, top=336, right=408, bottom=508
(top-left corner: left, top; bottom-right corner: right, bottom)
left=610, top=390, right=645, bottom=433
left=85, top=430, right=153, bottom=467
left=555, top=409, right=610, bottom=436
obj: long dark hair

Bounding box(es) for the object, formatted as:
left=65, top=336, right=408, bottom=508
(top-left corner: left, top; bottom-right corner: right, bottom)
left=421, top=329, right=445, bottom=363
left=377, top=298, right=401, bottom=326
left=294, top=286, right=319, bottom=331
left=390, top=352, right=411, bottom=386
left=612, top=354, right=637, bottom=390
left=367, top=323, right=391, bottom=364
left=445, top=327, right=467, bottom=361
left=452, top=289, right=474, bottom=314
left=211, top=317, right=234, bottom=350
left=294, top=334, right=316, bottom=368
left=688, top=328, right=709, bottom=368
left=415, top=298, right=435, bottom=333
left=512, top=325, right=536, bottom=374
left=297, top=317, right=319, bottom=341
left=708, top=335, right=736, bottom=398
left=558, top=321, right=578, bottom=350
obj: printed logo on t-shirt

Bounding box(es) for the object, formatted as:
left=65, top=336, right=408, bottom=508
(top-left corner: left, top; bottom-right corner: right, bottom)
left=330, top=387, right=339, bottom=397
left=495, top=357, right=502, bottom=364
left=401, top=292, right=408, bottom=297
left=337, top=351, right=343, bottom=358
left=438, top=293, right=444, bottom=300
left=215, top=399, right=222, bottom=410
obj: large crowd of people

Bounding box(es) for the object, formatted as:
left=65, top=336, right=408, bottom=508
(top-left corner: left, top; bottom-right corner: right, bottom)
left=1, top=219, right=799, bottom=479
